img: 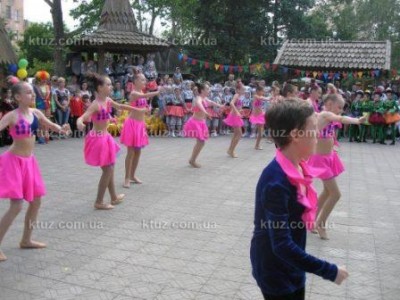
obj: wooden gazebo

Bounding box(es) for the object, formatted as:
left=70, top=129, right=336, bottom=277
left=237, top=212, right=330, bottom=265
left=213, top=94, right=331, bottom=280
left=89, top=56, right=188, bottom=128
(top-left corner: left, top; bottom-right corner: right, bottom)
left=72, top=0, right=170, bottom=74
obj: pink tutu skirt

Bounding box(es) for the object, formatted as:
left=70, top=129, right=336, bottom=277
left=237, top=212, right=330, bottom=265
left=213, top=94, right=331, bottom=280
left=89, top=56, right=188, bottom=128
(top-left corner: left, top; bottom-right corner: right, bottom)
left=223, top=113, right=244, bottom=128
left=0, top=152, right=46, bottom=202
left=120, top=118, right=149, bottom=148
left=249, top=113, right=265, bottom=125
left=183, top=117, right=209, bottom=141
left=84, top=131, right=120, bottom=167
left=308, top=151, right=344, bottom=180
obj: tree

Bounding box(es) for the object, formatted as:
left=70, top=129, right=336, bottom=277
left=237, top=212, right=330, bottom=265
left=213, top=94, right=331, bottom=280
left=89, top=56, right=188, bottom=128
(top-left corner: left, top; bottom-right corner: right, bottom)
left=43, top=0, right=66, bottom=76
left=69, top=0, right=104, bottom=34
left=18, top=22, right=55, bottom=65
left=69, top=0, right=168, bottom=36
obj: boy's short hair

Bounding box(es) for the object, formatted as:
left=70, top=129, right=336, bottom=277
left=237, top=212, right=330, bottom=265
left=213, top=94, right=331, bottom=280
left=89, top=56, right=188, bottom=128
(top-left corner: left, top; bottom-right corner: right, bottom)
left=266, top=99, right=314, bottom=148
left=82, top=94, right=90, bottom=100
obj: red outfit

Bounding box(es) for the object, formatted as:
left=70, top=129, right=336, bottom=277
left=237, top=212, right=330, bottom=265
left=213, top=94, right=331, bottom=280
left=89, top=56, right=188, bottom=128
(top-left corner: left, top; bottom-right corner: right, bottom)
left=70, top=96, right=84, bottom=117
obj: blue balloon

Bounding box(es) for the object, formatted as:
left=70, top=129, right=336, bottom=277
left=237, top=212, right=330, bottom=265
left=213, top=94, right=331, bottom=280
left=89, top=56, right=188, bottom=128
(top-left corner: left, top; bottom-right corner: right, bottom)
left=8, top=64, right=18, bottom=74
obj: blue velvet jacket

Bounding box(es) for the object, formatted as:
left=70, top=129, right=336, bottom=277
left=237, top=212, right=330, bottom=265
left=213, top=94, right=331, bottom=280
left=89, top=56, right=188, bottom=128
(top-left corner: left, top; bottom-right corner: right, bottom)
left=250, top=159, right=338, bottom=296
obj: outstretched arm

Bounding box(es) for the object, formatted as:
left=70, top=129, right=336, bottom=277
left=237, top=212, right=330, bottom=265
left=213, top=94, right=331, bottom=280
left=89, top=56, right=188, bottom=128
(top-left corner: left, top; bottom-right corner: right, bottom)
left=109, top=99, right=138, bottom=112
left=320, top=111, right=366, bottom=127
left=130, top=90, right=159, bottom=100
left=205, top=98, right=224, bottom=108
left=34, top=109, right=70, bottom=134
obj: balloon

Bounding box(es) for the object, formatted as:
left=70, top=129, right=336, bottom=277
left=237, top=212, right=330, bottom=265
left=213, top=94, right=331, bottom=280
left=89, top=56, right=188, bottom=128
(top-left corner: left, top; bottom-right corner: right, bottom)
left=17, top=68, right=28, bottom=79
left=18, top=58, right=28, bottom=69
left=8, top=64, right=18, bottom=74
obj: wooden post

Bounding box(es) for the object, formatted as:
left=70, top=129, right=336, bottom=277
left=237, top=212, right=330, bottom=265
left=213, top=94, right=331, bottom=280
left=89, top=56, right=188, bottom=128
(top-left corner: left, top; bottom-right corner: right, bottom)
left=98, top=49, right=105, bottom=75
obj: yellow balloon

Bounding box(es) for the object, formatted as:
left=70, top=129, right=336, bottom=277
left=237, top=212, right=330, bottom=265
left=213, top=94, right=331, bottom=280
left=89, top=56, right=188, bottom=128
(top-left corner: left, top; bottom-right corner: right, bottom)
left=17, top=69, right=28, bottom=79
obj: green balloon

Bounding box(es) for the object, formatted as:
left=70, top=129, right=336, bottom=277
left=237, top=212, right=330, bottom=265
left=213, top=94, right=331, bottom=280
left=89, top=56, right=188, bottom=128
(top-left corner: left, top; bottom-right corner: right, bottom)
left=18, top=58, right=28, bottom=69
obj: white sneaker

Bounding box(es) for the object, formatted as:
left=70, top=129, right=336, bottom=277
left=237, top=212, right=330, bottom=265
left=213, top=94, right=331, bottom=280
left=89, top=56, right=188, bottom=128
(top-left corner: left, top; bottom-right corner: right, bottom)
left=211, top=132, right=218, bottom=137
left=250, top=133, right=256, bottom=138
left=171, top=132, right=176, bottom=138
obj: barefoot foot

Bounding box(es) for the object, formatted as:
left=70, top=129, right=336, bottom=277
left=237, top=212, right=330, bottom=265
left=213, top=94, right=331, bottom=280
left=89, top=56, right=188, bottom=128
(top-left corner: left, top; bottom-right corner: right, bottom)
left=123, top=180, right=130, bottom=189
left=255, top=146, right=263, bottom=150
left=130, top=177, right=142, bottom=184
left=189, top=160, right=201, bottom=168
left=316, top=226, right=329, bottom=240
left=94, top=203, right=114, bottom=210
left=0, top=250, right=7, bottom=262
left=20, top=241, right=47, bottom=249
left=111, top=194, right=125, bottom=205
left=227, top=150, right=238, bottom=158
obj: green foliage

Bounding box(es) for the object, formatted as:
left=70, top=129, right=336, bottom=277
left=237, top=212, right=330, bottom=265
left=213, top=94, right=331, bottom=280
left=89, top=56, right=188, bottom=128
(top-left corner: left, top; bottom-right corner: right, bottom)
left=18, top=22, right=55, bottom=65
left=70, top=0, right=104, bottom=34
left=68, top=0, right=400, bottom=72
left=27, top=58, right=54, bottom=76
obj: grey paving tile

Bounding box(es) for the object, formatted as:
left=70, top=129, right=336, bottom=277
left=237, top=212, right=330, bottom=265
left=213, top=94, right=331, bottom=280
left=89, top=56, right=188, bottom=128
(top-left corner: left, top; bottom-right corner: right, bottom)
left=1, top=137, right=399, bottom=299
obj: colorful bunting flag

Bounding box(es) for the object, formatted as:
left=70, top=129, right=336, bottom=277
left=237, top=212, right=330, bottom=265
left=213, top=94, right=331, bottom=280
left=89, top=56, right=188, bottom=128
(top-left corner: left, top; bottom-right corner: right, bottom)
left=177, top=53, right=388, bottom=79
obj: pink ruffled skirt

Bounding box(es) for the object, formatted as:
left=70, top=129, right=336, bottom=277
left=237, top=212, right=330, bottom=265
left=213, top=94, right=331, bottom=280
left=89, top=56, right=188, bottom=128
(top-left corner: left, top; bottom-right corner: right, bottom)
left=249, top=113, right=265, bottom=125
left=120, top=118, right=149, bottom=148
left=308, top=151, right=344, bottom=180
left=223, top=113, right=244, bottom=128
left=183, top=117, right=209, bottom=141
left=0, top=152, right=46, bottom=202
left=84, top=130, right=120, bottom=167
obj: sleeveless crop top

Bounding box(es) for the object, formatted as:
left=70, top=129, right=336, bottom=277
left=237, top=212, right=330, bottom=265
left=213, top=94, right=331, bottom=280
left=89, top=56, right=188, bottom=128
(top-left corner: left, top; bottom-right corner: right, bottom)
left=319, top=122, right=336, bottom=139
left=192, top=99, right=208, bottom=113
left=253, top=97, right=263, bottom=108
left=131, top=97, right=148, bottom=108
left=309, top=99, right=320, bottom=113
left=9, top=109, right=39, bottom=140
left=234, top=96, right=244, bottom=108
left=92, top=100, right=112, bottom=123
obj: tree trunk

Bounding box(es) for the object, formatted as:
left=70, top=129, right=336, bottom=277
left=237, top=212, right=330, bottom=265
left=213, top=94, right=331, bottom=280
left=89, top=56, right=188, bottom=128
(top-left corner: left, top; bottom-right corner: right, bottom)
left=149, top=7, right=157, bottom=36
left=272, top=0, right=279, bottom=56
left=50, top=0, right=66, bottom=76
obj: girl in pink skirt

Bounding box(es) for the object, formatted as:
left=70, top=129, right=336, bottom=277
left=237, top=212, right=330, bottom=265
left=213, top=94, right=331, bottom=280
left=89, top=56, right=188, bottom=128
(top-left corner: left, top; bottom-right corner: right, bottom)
left=224, top=83, right=245, bottom=157
left=250, top=84, right=269, bottom=150
left=120, top=73, right=159, bottom=188
left=309, top=92, right=366, bottom=239
left=0, top=82, right=70, bottom=262
left=183, top=82, right=223, bottom=168
left=77, top=73, right=135, bottom=210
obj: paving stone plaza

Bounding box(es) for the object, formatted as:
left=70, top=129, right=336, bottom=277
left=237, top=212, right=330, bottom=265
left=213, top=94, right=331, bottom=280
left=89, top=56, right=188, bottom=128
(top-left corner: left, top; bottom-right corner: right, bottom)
left=0, top=136, right=399, bottom=299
